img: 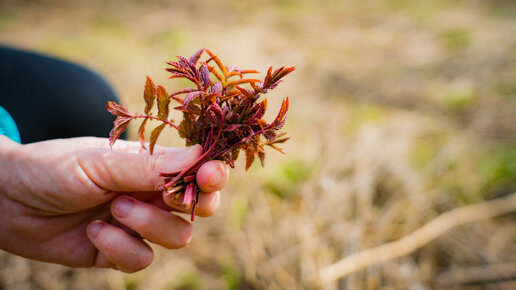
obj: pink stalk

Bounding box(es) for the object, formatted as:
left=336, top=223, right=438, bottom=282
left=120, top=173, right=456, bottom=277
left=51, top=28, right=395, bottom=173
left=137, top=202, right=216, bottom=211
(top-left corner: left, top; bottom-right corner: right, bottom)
left=161, top=121, right=224, bottom=189
left=182, top=182, right=194, bottom=208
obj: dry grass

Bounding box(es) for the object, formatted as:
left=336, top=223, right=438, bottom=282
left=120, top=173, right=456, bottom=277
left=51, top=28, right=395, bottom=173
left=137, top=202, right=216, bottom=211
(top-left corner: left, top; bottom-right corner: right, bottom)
left=1, top=0, right=516, bottom=289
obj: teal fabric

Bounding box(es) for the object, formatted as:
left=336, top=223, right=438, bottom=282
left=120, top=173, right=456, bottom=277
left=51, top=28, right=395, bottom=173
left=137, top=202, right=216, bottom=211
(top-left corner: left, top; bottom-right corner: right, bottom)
left=0, top=105, right=21, bottom=143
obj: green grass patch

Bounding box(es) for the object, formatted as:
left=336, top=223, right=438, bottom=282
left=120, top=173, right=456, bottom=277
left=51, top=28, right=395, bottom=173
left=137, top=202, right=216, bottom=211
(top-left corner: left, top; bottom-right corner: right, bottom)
left=440, top=28, right=472, bottom=51
left=443, top=84, right=476, bottom=111
left=479, top=145, right=516, bottom=198
left=264, top=158, right=314, bottom=199
left=494, top=81, right=516, bottom=99
left=175, top=271, right=201, bottom=290
left=229, top=195, right=249, bottom=229
left=149, top=28, right=185, bottom=50
left=221, top=260, right=241, bottom=290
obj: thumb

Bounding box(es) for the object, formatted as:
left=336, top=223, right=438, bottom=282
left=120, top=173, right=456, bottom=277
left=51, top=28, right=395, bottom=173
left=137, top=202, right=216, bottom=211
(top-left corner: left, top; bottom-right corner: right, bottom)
left=78, top=144, right=203, bottom=192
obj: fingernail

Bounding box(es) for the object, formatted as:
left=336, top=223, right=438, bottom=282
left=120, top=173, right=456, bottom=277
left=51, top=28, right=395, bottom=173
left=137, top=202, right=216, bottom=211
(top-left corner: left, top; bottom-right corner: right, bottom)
left=113, top=197, right=133, bottom=218
left=88, top=221, right=104, bottom=238
left=209, top=164, right=224, bottom=187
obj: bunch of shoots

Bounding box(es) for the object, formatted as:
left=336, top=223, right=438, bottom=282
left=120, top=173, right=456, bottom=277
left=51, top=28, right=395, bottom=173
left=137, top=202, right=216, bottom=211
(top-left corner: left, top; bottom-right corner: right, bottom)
left=107, top=49, right=294, bottom=220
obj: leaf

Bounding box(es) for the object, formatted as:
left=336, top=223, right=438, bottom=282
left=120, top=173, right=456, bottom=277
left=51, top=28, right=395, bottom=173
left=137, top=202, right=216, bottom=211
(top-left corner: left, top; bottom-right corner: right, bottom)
left=149, top=123, right=166, bottom=154
left=248, top=99, right=267, bottom=122
left=235, top=86, right=255, bottom=99
left=258, top=148, right=266, bottom=167
left=232, top=149, right=240, bottom=162
left=156, top=85, right=170, bottom=120
left=203, top=92, right=217, bottom=103
left=138, top=118, right=149, bottom=149
left=109, top=116, right=131, bottom=148
left=208, top=102, right=224, bottom=118
left=263, top=129, right=276, bottom=140
left=166, top=58, right=199, bottom=86
left=259, top=98, right=267, bottom=113
left=178, top=56, right=199, bottom=80
left=143, top=76, right=156, bottom=114
left=272, top=136, right=290, bottom=144
left=184, top=91, right=203, bottom=106
left=106, top=101, right=132, bottom=118
left=169, top=88, right=198, bottom=104
left=270, top=97, right=289, bottom=130
left=262, top=66, right=296, bottom=91
left=226, top=78, right=261, bottom=87
left=268, top=143, right=286, bottom=154
left=178, top=114, right=192, bottom=139
left=209, top=82, right=223, bottom=95
left=245, top=147, right=255, bottom=171
left=206, top=49, right=229, bottom=77
left=221, top=152, right=235, bottom=168
left=199, top=64, right=211, bottom=89
left=189, top=48, right=205, bottom=65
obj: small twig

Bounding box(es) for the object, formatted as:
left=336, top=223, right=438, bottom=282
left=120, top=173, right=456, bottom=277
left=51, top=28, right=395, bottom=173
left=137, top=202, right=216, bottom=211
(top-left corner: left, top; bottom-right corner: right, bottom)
left=318, top=192, right=516, bottom=284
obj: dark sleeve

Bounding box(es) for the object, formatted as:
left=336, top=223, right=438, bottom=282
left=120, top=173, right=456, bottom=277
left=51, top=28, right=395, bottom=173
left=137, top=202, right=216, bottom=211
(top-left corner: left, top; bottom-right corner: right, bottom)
left=0, top=45, right=123, bottom=144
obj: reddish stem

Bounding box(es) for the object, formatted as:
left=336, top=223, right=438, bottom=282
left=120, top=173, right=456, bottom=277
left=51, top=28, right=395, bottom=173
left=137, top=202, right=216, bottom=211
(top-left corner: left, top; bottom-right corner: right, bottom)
left=161, top=121, right=224, bottom=189
left=132, top=115, right=180, bottom=131
left=211, top=126, right=266, bottom=160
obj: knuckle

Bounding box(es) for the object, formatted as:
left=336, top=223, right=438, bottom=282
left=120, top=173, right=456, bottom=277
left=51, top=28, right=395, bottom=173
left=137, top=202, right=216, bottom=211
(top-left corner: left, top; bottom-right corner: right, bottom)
left=147, top=155, right=160, bottom=174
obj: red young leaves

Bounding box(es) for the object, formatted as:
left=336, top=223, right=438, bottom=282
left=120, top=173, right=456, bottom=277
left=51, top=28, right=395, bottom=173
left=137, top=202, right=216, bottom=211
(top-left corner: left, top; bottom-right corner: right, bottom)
left=106, top=101, right=132, bottom=148
left=143, top=76, right=155, bottom=114
left=107, top=49, right=294, bottom=220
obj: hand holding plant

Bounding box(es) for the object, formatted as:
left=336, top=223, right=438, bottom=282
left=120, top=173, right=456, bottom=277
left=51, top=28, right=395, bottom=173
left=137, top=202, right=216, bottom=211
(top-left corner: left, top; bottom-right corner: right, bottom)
left=107, top=49, right=295, bottom=220
left=0, top=136, right=228, bottom=272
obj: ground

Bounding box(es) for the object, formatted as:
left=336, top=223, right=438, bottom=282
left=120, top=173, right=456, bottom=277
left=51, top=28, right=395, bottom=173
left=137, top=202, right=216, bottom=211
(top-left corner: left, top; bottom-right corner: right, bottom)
left=1, top=0, right=516, bottom=289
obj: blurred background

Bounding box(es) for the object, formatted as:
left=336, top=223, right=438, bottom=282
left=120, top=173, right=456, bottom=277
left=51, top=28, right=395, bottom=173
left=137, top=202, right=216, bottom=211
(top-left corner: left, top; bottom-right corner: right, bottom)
left=1, top=0, right=516, bottom=289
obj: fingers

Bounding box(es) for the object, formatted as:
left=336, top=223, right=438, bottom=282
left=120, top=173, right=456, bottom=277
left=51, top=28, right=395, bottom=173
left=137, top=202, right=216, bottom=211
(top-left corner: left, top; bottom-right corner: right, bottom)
left=93, top=252, right=116, bottom=269
left=192, top=191, right=221, bottom=217
left=48, top=137, right=175, bottom=155
left=90, top=138, right=177, bottom=155
left=161, top=190, right=221, bottom=217
left=161, top=160, right=228, bottom=215
left=87, top=220, right=153, bottom=273
left=110, top=196, right=193, bottom=249
left=77, top=145, right=203, bottom=192
left=196, top=160, right=229, bottom=192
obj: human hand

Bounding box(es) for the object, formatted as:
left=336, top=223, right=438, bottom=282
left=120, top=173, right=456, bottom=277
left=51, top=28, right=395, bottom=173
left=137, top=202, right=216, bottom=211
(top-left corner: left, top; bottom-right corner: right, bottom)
left=0, top=136, right=229, bottom=272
